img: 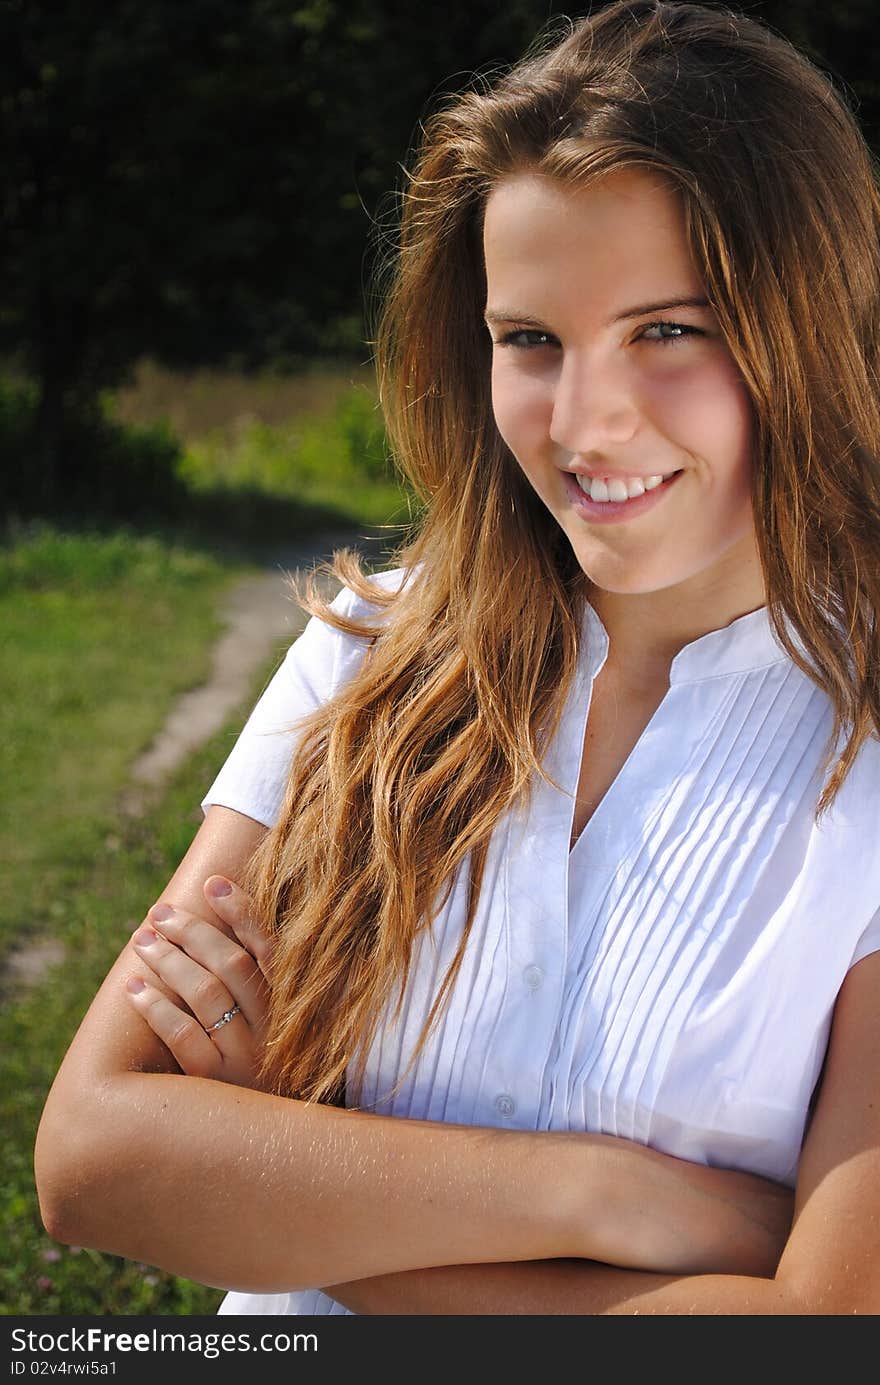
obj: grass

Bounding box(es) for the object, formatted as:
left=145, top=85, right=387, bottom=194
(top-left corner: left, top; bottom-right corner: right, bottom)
left=0, top=363, right=409, bottom=1313
left=0, top=524, right=246, bottom=966
left=0, top=524, right=261, bottom=1313
left=111, top=357, right=379, bottom=442
left=110, top=357, right=417, bottom=532
left=177, top=390, right=409, bottom=529
left=0, top=357, right=419, bottom=545
left=0, top=699, right=275, bottom=1314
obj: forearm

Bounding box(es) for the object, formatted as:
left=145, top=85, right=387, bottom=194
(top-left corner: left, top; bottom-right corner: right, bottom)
left=36, top=1072, right=577, bottom=1294
left=37, top=911, right=793, bottom=1297
left=329, top=1260, right=807, bottom=1315
left=38, top=1057, right=792, bottom=1297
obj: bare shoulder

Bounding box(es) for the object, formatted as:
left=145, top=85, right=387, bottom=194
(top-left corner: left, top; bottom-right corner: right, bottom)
left=775, top=947, right=880, bottom=1313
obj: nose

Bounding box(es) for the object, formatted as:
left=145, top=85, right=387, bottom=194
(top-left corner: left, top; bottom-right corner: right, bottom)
left=549, top=351, right=641, bottom=456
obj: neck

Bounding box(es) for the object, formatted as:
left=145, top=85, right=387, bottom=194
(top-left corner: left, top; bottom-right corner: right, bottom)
left=586, top=540, right=767, bottom=688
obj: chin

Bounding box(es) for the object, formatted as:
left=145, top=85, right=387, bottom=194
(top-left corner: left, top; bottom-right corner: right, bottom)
left=571, top=555, right=690, bottom=596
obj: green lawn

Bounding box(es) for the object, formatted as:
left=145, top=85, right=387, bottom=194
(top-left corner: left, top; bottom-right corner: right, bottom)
left=114, top=357, right=418, bottom=532
left=0, top=526, right=241, bottom=962
left=0, top=525, right=258, bottom=1313
left=0, top=368, right=408, bottom=1314
left=0, top=719, right=253, bottom=1314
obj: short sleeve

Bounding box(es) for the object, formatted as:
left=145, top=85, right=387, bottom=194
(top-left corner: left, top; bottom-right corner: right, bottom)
left=200, top=572, right=401, bottom=829
left=849, top=905, right=880, bottom=969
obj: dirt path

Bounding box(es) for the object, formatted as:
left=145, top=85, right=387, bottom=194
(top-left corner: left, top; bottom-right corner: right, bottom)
left=4, top=528, right=389, bottom=994
left=119, top=528, right=387, bottom=814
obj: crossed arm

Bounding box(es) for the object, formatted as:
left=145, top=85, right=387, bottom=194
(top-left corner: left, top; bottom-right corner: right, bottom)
left=35, top=806, right=880, bottom=1313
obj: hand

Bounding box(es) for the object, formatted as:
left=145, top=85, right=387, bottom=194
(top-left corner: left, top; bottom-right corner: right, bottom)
left=561, top=1132, right=794, bottom=1278
left=124, top=877, right=274, bottom=1090
left=668, top=1157, right=794, bottom=1278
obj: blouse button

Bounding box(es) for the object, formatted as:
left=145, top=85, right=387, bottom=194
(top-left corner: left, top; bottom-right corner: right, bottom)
left=495, top=1093, right=516, bottom=1119
left=523, top=964, right=544, bottom=990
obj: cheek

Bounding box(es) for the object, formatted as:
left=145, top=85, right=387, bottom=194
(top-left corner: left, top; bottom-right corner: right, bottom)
left=709, top=384, right=755, bottom=503
left=491, top=361, right=552, bottom=458
left=650, top=361, right=754, bottom=476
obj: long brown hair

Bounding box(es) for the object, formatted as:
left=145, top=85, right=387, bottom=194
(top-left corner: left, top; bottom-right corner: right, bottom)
left=244, top=0, right=880, bottom=1103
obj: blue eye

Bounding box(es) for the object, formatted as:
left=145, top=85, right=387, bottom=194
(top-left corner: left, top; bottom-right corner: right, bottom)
left=639, top=320, right=702, bottom=347
left=494, top=329, right=557, bottom=350
left=493, top=320, right=703, bottom=350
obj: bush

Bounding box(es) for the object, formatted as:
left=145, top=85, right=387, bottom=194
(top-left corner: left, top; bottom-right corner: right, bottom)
left=336, top=387, right=392, bottom=483
left=0, top=368, right=414, bottom=538
left=0, top=375, right=187, bottom=524
left=0, top=518, right=218, bottom=595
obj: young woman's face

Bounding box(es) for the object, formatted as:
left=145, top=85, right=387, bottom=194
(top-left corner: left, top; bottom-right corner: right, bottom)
left=483, top=169, right=759, bottom=603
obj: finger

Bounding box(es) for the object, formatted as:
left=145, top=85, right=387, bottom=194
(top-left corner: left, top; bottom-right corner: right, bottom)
left=138, top=912, right=267, bottom=1033
left=202, top=876, right=276, bottom=978
left=124, top=976, right=223, bottom=1080
left=132, top=924, right=241, bottom=1035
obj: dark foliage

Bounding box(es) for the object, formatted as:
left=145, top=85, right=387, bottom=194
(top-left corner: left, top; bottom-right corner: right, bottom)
left=0, top=1, right=877, bottom=509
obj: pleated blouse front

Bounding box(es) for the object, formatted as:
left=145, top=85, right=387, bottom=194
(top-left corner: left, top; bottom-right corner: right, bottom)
left=202, top=570, right=880, bottom=1316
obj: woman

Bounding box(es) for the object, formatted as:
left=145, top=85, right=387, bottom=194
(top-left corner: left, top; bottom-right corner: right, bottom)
left=36, top=0, right=880, bottom=1314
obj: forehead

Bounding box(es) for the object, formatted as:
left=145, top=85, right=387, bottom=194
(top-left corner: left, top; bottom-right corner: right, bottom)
left=482, top=169, right=699, bottom=308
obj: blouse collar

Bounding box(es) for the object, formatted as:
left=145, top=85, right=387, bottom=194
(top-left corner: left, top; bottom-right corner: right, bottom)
left=582, top=599, right=795, bottom=685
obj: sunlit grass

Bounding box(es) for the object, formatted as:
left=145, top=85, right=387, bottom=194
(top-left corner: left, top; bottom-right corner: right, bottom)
left=0, top=696, right=273, bottom=1314
left=111, top=357, right=377, bottom=443
left=107, top=358, right=417, bottom=531
left=0, top=522, right=264, bottom=1312
left=0, top=522, right=247, bottom=964
left=1, top=363, right=414, bottom=1311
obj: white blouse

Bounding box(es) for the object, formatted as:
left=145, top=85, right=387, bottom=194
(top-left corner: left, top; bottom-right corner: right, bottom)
left=201, top=567, right=880, bottom=1316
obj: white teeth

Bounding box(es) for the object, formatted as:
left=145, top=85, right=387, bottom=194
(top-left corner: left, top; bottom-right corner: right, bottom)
left=575, top=472, right=668, bottom=502
left=606, top=477, right=642, bottom=502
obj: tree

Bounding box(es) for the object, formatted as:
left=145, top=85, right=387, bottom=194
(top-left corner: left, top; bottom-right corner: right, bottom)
left=2, top=1, right=876, bottom=506
left=0, top=0, right=564, bottom=502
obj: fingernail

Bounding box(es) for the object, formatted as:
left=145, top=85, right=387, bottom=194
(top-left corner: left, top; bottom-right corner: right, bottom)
left=133, top=926, right=158, bottom=947
left=126, top=977, right=145, bottom=994
left=149, top=903, right=174, bottom=922
left=206, top=877, right=232, bottom=898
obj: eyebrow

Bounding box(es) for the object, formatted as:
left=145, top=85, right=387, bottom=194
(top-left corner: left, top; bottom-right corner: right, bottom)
left=483, top=296, right=710, bottom=327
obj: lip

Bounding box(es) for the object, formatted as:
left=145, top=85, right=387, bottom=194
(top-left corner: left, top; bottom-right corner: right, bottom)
left=563, top=469, right=684, bottom=524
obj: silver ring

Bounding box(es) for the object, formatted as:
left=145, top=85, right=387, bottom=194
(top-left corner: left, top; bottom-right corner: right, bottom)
left=204, top=1003, right=241, bottom=1035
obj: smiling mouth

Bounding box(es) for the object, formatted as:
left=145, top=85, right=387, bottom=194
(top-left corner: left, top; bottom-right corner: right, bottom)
left=573, top=470, right=683, bottom=503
